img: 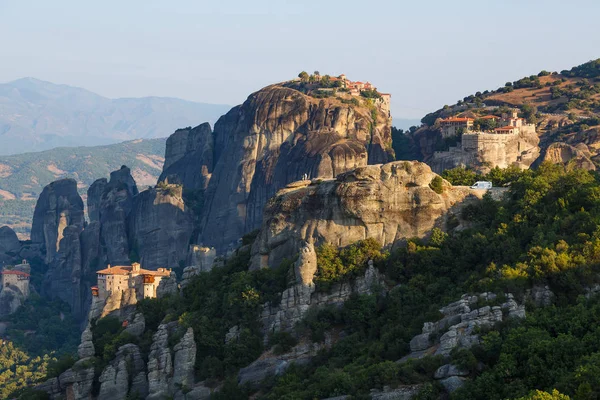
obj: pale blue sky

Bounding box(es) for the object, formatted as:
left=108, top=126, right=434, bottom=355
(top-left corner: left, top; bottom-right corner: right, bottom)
left=1, top=0, right=599, bottom=119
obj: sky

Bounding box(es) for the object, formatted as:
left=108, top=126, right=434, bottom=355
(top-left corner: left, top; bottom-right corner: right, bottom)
left=1, top=0, right=599, bottom=119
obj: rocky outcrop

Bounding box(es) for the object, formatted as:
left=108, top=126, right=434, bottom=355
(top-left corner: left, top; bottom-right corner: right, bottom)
left=99, top=344, right=148, bottom=400
left=155, top=84, right=392, bottom=253
left=157, top=271, right=179, bottom=297
left=147, top=323, right=198, bottom=400
left=159, top=123, right=214, bottom=191
left=251, top=161, right=485, bottom=270
left=260, top=254, right=384, bottom=338
left=99, top=166, right=139, bottom=266
left=87, top=178, right=107, bottom=223
left=37, top=359, right=96, bottom=400
left=128, top=184, right=194, bottom=270
left=45, top=225, right=86, bottom=316
left=542, top=142, right=596, bottom=171
left=124, top=312, right=146, bottom=337
left=403, top=293, right=525, bottom=360
left=239, top=336, right=332, bottom=387
left=77, top=325, right=95, bottom=359
left=526, top=285, right=555, bottom=307
left=31, top=178, right=84, bottom=264
left=172, top=328, right=196, bottom=393
left=0, top=226, right=20, bottom=255
left=30, top=179, right=88, bottom=317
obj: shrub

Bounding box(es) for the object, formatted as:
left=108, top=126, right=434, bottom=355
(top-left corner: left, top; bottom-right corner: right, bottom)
left=429, top=176, right=444, bottom=194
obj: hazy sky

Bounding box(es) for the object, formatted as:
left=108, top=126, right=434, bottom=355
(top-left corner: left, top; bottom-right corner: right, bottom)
left=1, top=0, right=599, bottom=119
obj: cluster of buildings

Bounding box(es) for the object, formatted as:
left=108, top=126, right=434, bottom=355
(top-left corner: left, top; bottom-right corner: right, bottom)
left=0, top=260, right=30, bottom=297
left=430, top=108, right=539, bottom=172
left=92, top=262, right=171, bottom=300
left=439, top=109, right=536, bottom=138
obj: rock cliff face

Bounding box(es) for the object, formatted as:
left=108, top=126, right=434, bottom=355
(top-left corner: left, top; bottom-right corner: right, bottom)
left=159, top=84, right=392, bottom=253
left=159, top=123, right=214, bottom=191
left=251, top=161, right=485, bottom=270
left=0, top=226, right=20, bottom=255
left=31, top=178, right=85, bottom=264
left=542, top=142, right=596, bottom=171
left=29, top=179, right=89, bottom=317
left=98, top=166, right=139, bottom=266
left=128, top=184, right=194, bottom=270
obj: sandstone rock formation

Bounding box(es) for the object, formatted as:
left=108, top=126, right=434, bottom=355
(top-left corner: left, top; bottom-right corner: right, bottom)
left=159, top=123, right=214, bottom=191
left=129, top=184, right=193, bottom=270
left=159, top=84, right=393, bottom=253
left=404, top=292, right=525, bottom=360
left=30, top=179, right=90, bottom=317
left=99, top=344, right=148, bottom=400
left=77, top=324, right=95, bottom=359
left=99, top=166, right=139, bottom=266
left=31, top=178, right=85, bottom=264
left=251, top=161, right=485, bottom=270
left=37, top=359, right=96, bottom=400
left=87, top=178, right=107, bottom=223
left=238, top=336, right=332, bottom=386
left=260, top=256, right=384, bottom=338
left=0, top=226, right=20, bottom=255
left=542, top=142, right=596, bottom=171
left=147, top=323, right=198, bottom=400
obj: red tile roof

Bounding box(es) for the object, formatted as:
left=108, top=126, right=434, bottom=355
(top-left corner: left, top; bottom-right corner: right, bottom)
left=1, top=270, right=30, bottom=277
left=480, top=115, right=500, bottom=119
left=442, top=117, right=474, bottom=123
left=495, top=126, right=516, bottom=131
left=96, top=265, right=170, bottom=277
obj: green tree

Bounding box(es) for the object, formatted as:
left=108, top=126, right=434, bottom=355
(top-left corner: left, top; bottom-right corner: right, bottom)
left=298, top=71, right=309, bottom=82
left=441, top=166, right=477, bottom=186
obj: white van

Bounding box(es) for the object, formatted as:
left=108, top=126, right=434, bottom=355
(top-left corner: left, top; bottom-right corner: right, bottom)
left=470, top=181, right=492, bottom=189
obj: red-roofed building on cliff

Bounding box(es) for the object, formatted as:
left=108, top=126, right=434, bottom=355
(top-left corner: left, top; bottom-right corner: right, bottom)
left=93, top=262, right=171, bottom=300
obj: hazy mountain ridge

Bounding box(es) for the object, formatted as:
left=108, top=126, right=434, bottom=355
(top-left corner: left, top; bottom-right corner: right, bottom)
left=0, top=77, right=231, bottom=154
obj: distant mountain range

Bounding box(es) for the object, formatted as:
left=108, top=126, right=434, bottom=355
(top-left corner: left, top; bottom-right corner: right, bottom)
left=0, top=78, right=231, bottom=155
left=0, top=138, right=166, bottom=238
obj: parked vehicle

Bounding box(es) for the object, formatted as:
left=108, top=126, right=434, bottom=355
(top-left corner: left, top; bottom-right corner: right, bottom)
left=470, top=181, right=492, bottom=189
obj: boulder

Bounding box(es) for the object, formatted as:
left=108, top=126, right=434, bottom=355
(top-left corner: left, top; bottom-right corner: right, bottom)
left=434, top=364, right=469, bottom=379
left=439, top=376, right=465, bottom=393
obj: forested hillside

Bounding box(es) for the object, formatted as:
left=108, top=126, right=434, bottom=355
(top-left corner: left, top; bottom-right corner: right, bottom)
left=0, top=139, right=165, bottom=238
left=69, top=162, right=600, bottom=400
